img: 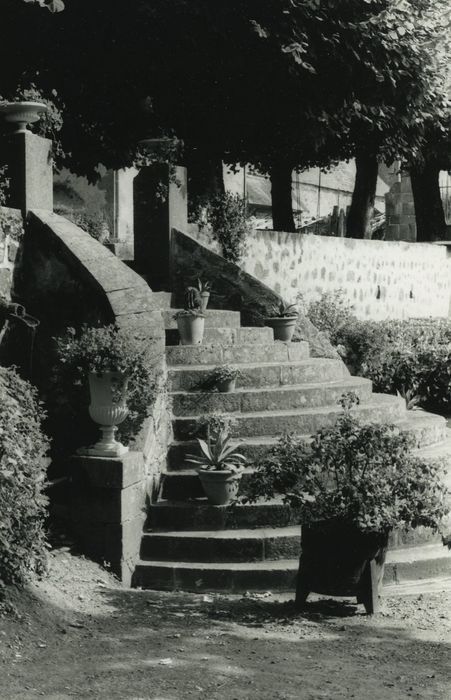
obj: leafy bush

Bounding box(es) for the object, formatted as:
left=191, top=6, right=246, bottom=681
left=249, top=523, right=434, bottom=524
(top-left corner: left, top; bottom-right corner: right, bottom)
left=246, top=394, right=449, bottom=534
left=298, top=290, right=356, bottom=343
left=0, top=367, right=49, bottom=586
left=53, top=325, right=159, bottom=447
left=54, top=206, right=110, bottom=242
left=200, top=193, right=251, bottom=263
left=0, top=165, right=9, bottom=206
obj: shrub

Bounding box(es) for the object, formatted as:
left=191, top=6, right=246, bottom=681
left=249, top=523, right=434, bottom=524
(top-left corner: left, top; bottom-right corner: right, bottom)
left=298, top=290, right=356, bottom=343
left=246, top=394, right=449, bottom=534
left=0, top=366, right=49, bottom=586
left=201, top=193, right=251, bottom=263
left=54, top=206, right=110, bottom=242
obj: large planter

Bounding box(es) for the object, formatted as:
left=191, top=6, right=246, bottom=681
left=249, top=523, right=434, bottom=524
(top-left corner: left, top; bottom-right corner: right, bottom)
left=177, top=315, right=205, bottom=345
left=198, top=469, right=242, bottom=505
left=265, top=316, right=297, bottom=342
left=295, top=520, right=389, bottom=614
left=83, top=371, right=129, bottom=457
left=0, top=101, right=49, bottom=134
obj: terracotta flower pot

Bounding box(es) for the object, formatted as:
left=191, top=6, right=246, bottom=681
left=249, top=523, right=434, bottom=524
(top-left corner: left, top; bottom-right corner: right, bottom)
left=200, top=291, right=210, bottom=313
left=84, top=371, right=129, bottom=457
left=177, top=315, right=205, bottom=345
left=198, top=469, right=242, bottom=505
left=216, top=377, right=236, bottom=393
left=265, top=316, right=297, bottom=342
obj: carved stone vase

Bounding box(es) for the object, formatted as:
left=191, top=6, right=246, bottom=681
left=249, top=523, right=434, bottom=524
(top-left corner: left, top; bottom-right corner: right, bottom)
left=83, top=371, right=129, bottom=457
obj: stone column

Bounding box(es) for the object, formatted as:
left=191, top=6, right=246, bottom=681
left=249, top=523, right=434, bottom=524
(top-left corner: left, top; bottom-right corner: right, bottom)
left=133, top=164, right=188, bottom=290
left=69, top=451, right=147, bottom=586
left=0, top=130, right=53, bottom=213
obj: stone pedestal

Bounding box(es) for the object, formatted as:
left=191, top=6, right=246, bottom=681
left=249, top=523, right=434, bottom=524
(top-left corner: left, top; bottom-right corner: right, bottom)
left=385, top=173, right=416, bottom=241
left=69, top=451, right=147, bottom=585
left=0, top=131, right=53, bottom=213
left=133, top=164, right=187, bottom=290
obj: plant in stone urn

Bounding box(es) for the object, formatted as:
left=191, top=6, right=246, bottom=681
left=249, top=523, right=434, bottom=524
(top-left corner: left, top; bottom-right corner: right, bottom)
left=174, top=286, right=206, bottom=345
left=56, top=325, right=150, bottom=457
left=197, top=278, right=212, bottom=312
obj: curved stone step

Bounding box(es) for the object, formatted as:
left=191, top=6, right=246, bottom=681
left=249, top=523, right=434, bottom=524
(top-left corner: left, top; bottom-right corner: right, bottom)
left=167, top=411, right=448, bottom=468
left=166, top=341, right=309, bottom=367
left=166, top=326, right=273, bottom=346
left=133, top=543, right=451, bottom=593
left=140, top=526, right=301, bottom=563
left=148, top=499, right=299, bottom=531
left=161, top=468, right=255, bottom=501
left=168, top=357, right=350, bottom=392
left=163, top=309, right=241, bottom=330
left=132, top=558, right=298, bottom=592
left=173, top=395, right=406, bottom=440
left=171, top=377, right=373, bottom=417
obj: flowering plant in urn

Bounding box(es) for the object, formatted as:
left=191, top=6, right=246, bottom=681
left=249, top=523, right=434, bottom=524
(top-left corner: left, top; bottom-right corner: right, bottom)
left=56, top=325, right=150, bottom=457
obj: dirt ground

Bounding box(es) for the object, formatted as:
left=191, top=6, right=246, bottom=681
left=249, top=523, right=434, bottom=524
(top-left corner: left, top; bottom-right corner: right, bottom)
left=1, top=548, right=451, bottom=700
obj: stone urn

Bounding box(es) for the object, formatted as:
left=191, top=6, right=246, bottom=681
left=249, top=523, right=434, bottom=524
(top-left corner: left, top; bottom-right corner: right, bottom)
left=0, top=101, right=49, bottom=134
left=84, top=371, right=129, bottom=457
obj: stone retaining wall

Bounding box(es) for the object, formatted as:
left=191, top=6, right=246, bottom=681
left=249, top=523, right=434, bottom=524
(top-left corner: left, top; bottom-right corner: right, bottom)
left=190, top=225, right=451, bottom=320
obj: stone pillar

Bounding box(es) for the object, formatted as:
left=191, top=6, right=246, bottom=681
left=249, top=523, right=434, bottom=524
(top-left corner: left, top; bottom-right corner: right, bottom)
left=0, top=131, right=53, bottom=213
left=133, top=164, right=188, bottom=290
left=69, top=451, right=147, bottom=586
left=385, top=173, right=416, bottom=241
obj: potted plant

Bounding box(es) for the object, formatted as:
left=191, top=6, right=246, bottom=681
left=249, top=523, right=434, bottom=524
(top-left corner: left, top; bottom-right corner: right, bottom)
left=197, top=278, right=212, bottom=312
left=186, top=425, right=247, bottom=505
left=55, top=324, right=152, bottom=457
left=265, top=301, right=298, bottom=342
left=173, top=309, right=205, bottom=345
left=246, top=393, right=449, bottom=613
left=209, top=365, right=242, bottom=392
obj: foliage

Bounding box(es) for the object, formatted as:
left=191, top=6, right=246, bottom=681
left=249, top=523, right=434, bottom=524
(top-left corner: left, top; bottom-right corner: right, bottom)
left=0, top=366, right=49, bottom=586
left=299, top=290, right=355, bottom=342
left=183, top=285, right=202, bottom=311
left=173, top=309, right=205, bottom=319
left=186, top=424, right=246, bottom=473
left=246, top=394, right=449, bottom=534
left=197, top=278, right=212, bottom=293
left=267, top=301, right=298, bottom=318
left=0, top=166, right=9, bottom=207
left=54, top=206, right=109, bottom=242
left=199, top=193, right=250, bottom=264
left=333, top=318, right=451, bottom=413
left=53, top=325, right=158, bottom=445
left=210, top=365, right=242, bottom=383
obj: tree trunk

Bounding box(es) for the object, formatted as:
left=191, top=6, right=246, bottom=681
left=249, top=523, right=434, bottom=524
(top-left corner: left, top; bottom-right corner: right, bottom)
left=270, top=162, right=295, bottom=232
left=346, top=152, right=379, bottom=239
left=410, top=161, right=446, bottom=242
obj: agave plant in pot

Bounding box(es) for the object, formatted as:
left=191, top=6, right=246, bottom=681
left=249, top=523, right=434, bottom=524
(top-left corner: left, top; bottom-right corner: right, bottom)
left=187, top=424, right=247, bottom=505
left=174, top=285, right=206, bottom=345
left=265, top=301, right=298, bottom=342
left=197, top=278, right=212, bottom=312
left=246, top=393, right=449, bottom=614
left=56, top=324, right=151, bottom=457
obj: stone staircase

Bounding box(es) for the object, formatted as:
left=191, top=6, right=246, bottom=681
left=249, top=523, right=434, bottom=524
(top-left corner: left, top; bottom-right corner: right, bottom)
left=133, top=306, right=451, bottom=593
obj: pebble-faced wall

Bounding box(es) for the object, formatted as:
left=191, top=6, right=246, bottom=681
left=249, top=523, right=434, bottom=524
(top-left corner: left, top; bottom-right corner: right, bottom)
left=239, top=230, right=451, bottom=320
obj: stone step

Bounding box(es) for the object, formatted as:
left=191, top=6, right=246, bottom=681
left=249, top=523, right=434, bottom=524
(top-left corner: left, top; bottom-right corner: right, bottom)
left=167, top=411, right=447, bottom=469
left=132, top=558, right=298, bottom=592
left=166, top=326, right=274, bottom=346
left=172, top=394, right=406, bottom=440
left=148, top=499, right=299, bottom=531
left=166, top=341, right=309, bottom=367
left=161, top=468, right=255, bottom=501
left=171, top=377, right=373, bottom=417
left=133, top=543, right=451, bottom=592
left=140, top=526, right=301, bottom=563
left=163, top=309, right=241, bottom=330
left=168, top=358, right=350, bottom=392
left=384, top=543, right=451, bottom=584
left=151, top=291, right=173, bottom=309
